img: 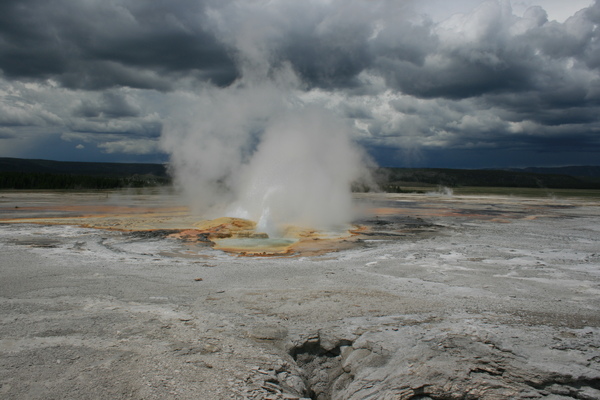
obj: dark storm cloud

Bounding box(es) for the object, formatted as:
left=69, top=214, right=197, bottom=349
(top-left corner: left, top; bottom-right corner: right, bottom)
left=74, top=92, right=141, bottom=119
left=69, top=119, right=162, bottom=138
left=475, top=128, right=600, bottom=155
left=1, top=0, right=599, bottom=166
left=2, top=0, right=598, bottom=98
left=280, top=30, right=371, bottom=89
left=371, top=3, right=597, bottom=100
left=0, top=0, right=237, bottom=90
left=59, top=61, right=174, bottom=92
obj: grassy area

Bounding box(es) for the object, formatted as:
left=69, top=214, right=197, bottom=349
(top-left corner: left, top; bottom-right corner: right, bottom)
left=381, top=184, right=600, bottom=199
left=376, top=167, right=600, bottom=191
left=450, top=186, right=600, bottom=199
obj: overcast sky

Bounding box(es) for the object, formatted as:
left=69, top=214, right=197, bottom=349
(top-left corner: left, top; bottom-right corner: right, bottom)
left=0, top=0, right=599, bottom=168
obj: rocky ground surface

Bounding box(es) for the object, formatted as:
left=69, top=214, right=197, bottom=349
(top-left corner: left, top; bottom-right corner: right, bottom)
left=1, top=191, right=599, bottom=399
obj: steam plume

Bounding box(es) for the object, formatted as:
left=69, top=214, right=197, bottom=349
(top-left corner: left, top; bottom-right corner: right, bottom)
left=230, top=106, right=367, bottom=236
left=160, top=9, right=372, bottom=236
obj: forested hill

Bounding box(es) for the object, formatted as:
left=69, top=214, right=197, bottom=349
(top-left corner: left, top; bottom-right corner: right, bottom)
left=0, top=157, right=168, bottom=177
left=1, top=157, right=600, bottom=190
left=0, top=157, right=170, bottom=189
left=506, top=166, right=600, bottom=179
left=377, top=167, right=600, bottom=191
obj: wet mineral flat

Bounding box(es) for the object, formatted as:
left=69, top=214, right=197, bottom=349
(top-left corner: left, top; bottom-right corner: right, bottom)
left=1, top=190, right=599, bottom=399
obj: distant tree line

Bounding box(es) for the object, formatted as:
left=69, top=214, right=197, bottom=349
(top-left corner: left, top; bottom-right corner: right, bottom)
left=0, top=157, right=169, bottom=177
left=2, top=157, right=599, bottom=191
left=0, top=172, right=171, bottom=190
left=374, top=168, right=600, bottom=191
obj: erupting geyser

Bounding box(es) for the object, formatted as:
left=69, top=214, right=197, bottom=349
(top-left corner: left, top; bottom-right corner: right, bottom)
left=159, top=12, right=373, bottom=241
left=161, top=74, right=372, bottom=241
left=229, top=107, right=367, bottom=237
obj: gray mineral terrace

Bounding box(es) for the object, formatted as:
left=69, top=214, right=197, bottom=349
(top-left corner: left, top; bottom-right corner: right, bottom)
left=1, top=190, right=599, bottom=399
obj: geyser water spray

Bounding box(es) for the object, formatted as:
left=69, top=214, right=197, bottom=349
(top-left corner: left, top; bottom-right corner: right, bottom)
left=161, top=92, right=371, bottom=237
left=160, top=8, right=373, bottom=237
left=161, top=82, right=371, bottom=237
left=230, top=107, right=366, bottom=236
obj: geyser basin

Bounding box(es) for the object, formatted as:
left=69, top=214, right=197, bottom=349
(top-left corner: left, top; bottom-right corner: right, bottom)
left=179, top=216, right=358, bottom=256
left=3, top=191, right=600, bottom=400
left=0, top=191, right=361, bottom=256
left=2, top=190, right=594, bottom=258
left=212, top=237, right=298, bottom=255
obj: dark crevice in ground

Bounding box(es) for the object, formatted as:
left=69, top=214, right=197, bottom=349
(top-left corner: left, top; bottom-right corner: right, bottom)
left=289, top=333, right=354, bottom=400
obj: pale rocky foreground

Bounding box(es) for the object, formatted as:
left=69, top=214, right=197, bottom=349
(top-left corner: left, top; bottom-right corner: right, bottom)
left=0, top=191, right=599, bottom=399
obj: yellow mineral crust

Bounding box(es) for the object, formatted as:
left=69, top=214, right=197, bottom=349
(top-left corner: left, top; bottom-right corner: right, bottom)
left=184, top=217, right=357, bottom=256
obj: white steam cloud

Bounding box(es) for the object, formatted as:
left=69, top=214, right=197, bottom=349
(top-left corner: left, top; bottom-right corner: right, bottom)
left=160, top=7, right=373, bottom=237
left=230, top=106, right=368, bottom=236
left=160, top=69, right=372, bottom=236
